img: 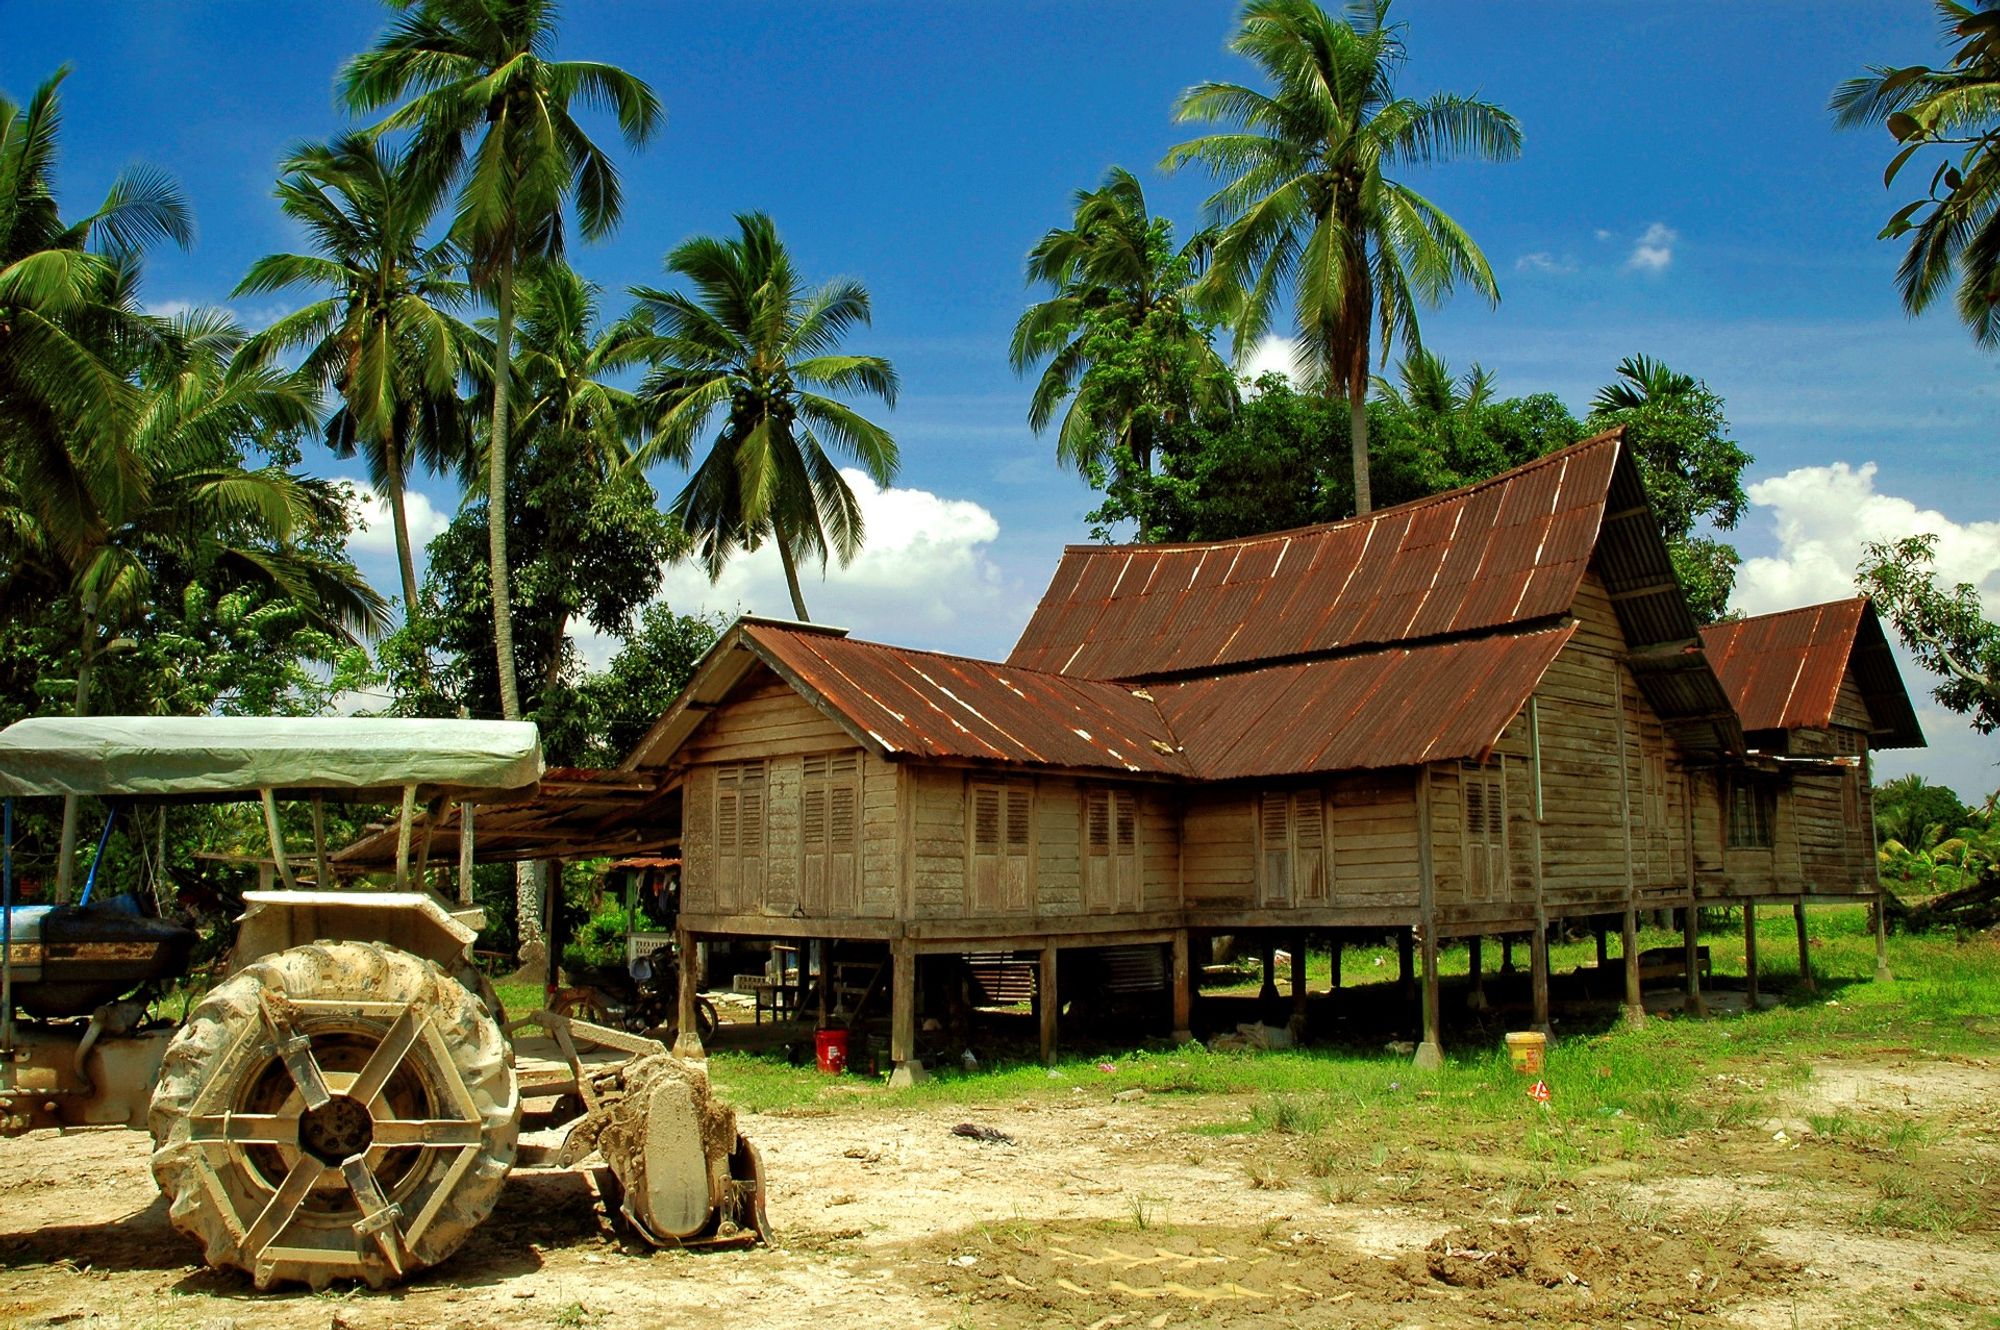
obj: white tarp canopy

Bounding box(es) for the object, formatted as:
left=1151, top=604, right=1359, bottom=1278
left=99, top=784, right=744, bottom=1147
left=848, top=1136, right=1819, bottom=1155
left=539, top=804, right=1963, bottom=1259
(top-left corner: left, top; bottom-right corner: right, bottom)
left=0, top=717, right=543, bottom=799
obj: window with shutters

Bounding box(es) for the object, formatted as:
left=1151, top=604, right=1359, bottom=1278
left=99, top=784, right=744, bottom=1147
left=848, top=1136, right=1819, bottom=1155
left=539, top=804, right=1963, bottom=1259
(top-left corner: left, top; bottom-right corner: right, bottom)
left=1728, top=775, right=1776, bottom=848
left=1083, top=787, right=1140, bottom=913
left=1460, top=763, right=1505, bottom=901
left=969, top=780, right=1033, bottom=914
left=1258, top=790, right=1328, bottom=906
left=714, top=761, right=767, bottom=909
left=800, top=752, right=861, bottom=916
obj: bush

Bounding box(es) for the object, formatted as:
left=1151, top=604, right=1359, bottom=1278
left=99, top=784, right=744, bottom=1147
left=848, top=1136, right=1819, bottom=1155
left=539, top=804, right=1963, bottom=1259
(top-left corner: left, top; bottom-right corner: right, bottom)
left=561, top=902, right=631, bottom=976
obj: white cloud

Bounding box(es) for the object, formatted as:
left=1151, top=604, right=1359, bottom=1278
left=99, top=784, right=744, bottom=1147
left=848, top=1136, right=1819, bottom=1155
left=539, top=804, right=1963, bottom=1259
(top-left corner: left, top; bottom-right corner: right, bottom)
left=1734, top=461, right=2000, bottom=618
left=1238, top=334, right=1301, bottom=388
left=337, top=479, right=453, bottom=556
left=1594, top=228, right=1615, bottom=243
left=1625, top=222, right=1677, bottom=273
left=144, top=298, right=195, bottom=319
left=1515, top=251, right=1577, bottom=276
left=653, top=469, right=1009, bottom=644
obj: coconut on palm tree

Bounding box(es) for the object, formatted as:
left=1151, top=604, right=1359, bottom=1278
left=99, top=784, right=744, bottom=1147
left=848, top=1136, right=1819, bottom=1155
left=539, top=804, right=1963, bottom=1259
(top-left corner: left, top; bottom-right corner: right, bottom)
left=630, top=212, right=899, bottom=622
left=236, top=134, right=477, bottom=615
left=339, top=0, right=661, bottom=721
left=1164, top=0, right=1521, bottom=514
left=1834, top=0, right=2000, bottom=346
left=1010, top=166, right=1236, bottom=482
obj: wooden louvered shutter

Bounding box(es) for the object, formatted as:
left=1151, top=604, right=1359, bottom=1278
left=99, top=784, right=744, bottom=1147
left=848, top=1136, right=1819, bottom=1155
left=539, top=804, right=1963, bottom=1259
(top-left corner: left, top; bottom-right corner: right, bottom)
left=738, top=762, right=765, bottom=910
left=1113, top=791, right=1140, bottom=911
left=1004, top=784, right=1033, bottom=912
left=1260, top=791, right=1291, bottom=906
left=1463, top=766, right=1503, bottom=902
left=1293, top=791, right=1327, bottom=903
left=800, top=755, right=829, bottom=914
left=717, top=768, right=741, bottom=905
left=1083, top=788, right=1113, bottom=913
left=828, top=753, right=860, bottom=914
left=970, top=783, right=1003, bottom=913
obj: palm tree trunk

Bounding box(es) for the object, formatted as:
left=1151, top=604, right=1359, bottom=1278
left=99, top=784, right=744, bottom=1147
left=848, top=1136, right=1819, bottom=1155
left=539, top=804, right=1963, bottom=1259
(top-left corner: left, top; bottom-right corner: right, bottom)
left=489, top=258, right=522, bottom=722
left=385, top=429, right=420, bottom=616
left=55, top=608, right=98, bottom=901
left=1348, top=384, right=1371, bottom=517
left=778, top=540, right=811, bottom=621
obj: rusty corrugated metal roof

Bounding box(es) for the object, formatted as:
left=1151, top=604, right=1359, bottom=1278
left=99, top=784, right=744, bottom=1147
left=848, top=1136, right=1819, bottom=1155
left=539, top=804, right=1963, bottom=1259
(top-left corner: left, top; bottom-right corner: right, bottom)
left=1152, top=624, right=1577, bottom=780
left=1700, top=599, right=1923, bottom=748
left=337, top=767, right=678, bottom=868
left=745, top=624, right=1190, bottom=775
left=1008, top=432, right=1620, bottom=680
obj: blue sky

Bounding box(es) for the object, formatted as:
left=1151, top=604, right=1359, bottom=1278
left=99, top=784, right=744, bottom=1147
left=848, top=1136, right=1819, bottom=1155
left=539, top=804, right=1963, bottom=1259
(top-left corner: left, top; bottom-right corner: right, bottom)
left=6, top=3, right=1997, bottom=792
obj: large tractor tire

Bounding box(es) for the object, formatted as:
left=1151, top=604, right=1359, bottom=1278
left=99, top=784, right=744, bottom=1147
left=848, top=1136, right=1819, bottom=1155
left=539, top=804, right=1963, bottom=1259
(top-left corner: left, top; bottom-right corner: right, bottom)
left=148, top=941, right=519, bottom=1290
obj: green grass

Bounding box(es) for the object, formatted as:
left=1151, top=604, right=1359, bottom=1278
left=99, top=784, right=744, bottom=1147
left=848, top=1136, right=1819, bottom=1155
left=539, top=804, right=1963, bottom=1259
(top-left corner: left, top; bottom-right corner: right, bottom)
left=691, top=908, right=2000, bottom=1187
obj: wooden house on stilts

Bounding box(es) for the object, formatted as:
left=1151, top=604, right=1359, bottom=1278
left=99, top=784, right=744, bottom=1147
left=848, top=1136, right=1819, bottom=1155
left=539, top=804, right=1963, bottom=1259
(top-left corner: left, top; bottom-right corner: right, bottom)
left=618, top=427, right=1922, bottom=1078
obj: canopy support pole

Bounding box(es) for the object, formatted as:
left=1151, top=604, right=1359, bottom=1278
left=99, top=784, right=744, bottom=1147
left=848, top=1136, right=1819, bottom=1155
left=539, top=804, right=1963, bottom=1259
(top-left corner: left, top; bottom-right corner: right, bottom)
left=393, top=784, right=418, bottom=889
left=415, top=795, right=444, bottom=891
left=457, top=802, right=476, bottom=906
left=261, top=789, right=297, bottom=891
left=310, top=795, right=331, bottom=890
left=77, top=803, right=119, bottom=907
left=3, top=797, right=16, bottom=1059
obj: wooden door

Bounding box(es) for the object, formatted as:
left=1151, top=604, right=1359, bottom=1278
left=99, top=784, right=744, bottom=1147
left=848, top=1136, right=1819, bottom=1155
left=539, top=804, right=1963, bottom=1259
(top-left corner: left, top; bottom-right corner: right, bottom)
left=1084, top=788, right=1141, bottom=914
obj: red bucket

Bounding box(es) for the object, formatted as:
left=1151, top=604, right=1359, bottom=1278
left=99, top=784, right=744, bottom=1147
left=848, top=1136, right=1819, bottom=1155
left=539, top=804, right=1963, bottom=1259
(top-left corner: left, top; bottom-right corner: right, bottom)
left=814, top=1028, right=849, bottom=1075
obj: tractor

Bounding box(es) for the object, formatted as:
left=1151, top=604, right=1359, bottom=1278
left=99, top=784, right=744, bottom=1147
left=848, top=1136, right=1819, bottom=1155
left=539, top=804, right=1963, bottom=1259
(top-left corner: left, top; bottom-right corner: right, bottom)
left=0, top=715, right=767, bottom=1290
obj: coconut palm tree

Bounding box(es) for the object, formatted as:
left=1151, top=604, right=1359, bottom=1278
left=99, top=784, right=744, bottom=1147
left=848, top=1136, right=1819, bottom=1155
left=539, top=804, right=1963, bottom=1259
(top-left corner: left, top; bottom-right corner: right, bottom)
left=1590, top=353, right=1696, bottom=414
left=236, top=134, right=477, bottom=614
left=1373, top=346, right=1494, bottom=421
left=629, top=212, right=899, bottom=622
left=1834, top=0, right=2000, bottom=345
left=19, top=306, right=385, bottom=894
left=1009, top=167, right=1235, bottom=479
left=1164, top=0, right=1521, bottom=514
left=0, top=67, right=191, bottom=563
left=491, top=259, right=656, bottom=697
left=339, top=0, right=662, bottom=721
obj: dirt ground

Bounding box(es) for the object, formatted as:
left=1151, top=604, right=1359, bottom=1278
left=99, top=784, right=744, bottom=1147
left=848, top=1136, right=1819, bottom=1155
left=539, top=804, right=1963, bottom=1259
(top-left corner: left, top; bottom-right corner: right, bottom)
left=2, top=1053, right=1996, bottom=1330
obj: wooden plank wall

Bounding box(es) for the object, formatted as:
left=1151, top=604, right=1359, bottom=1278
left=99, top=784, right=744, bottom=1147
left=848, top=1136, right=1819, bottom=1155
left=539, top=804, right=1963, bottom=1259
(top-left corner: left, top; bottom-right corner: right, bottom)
left=905, top=768, right=1178, bottom=923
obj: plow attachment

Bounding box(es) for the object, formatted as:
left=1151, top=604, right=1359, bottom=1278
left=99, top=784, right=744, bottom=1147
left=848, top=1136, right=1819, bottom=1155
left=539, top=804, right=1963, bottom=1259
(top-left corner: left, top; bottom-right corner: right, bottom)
left=528, top=1012, right=771, bottom=1249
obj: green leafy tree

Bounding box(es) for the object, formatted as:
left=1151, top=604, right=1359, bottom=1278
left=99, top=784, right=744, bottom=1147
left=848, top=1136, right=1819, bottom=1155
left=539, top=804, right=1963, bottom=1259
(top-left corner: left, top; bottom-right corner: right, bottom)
left=340, top=0, right=662, bottom=721
left=1586, top=355, right=1750, bottom=624
left=1164, top=0, right=1521, bottom=515
left=1858, top=532, right=2000, bottom=731
left=1833, top=0, right=2000, bottom=345
left=574, top=602, right=722, bottom=764
left=236, top=134, right=478, bottom=614
left=1009, top=167, right=1236, bottom=498
left=630, top=212, right=900, bottom=621
left=1873, top=771, right=1973, bottom=847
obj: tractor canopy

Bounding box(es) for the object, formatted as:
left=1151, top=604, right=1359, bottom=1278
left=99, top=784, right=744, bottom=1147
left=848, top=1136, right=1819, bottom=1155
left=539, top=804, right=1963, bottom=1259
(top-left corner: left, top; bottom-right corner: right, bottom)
left=0, top=717, right=543, bottom=800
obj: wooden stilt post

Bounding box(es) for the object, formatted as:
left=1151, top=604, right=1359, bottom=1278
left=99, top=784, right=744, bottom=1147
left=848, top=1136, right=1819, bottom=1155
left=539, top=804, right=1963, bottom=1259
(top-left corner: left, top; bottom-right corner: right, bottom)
left=816, top=939, right=830, bottom=1029
left=1466, top=935, right=1488, bottom=1011
left=1622, top=904, right=1645, bottom=1028
left=889, top=941, right=925, bottom=1087
left=1794, top=899, right=1815, bottom=994
left=1683, top=900, right=1706, bottom=1016
left=1530, top=917, right=1551, bottom=1035
left=1330, top=936, right=1343, bottom=990
left=672, top=928, right=705, bottom=1059
left=1500, top=934, right=1516, bottom=975
left=1414, top=767, right=1443, bottom=1070
left=1593, top=924, right=1609, bottom=969
left=1743, top=903, right=1760, bottom=1009
left=1170, top=929, right=1193, bottom=1044
left=1289, top=932, right=1309, bottom=1036
left=1258, top=943, right=1279, bottom=1005
left=1397, top=929, right=1416, bottom=1002
left=1874, top=887, right=1894, bottom=983
left=1038, top=943, right=1059, bottom=1066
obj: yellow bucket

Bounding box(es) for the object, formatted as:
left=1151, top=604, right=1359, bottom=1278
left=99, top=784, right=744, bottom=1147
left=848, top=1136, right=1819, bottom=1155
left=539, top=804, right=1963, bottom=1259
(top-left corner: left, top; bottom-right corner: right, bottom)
left=1504, top=1030, right=1546, bottom=1075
